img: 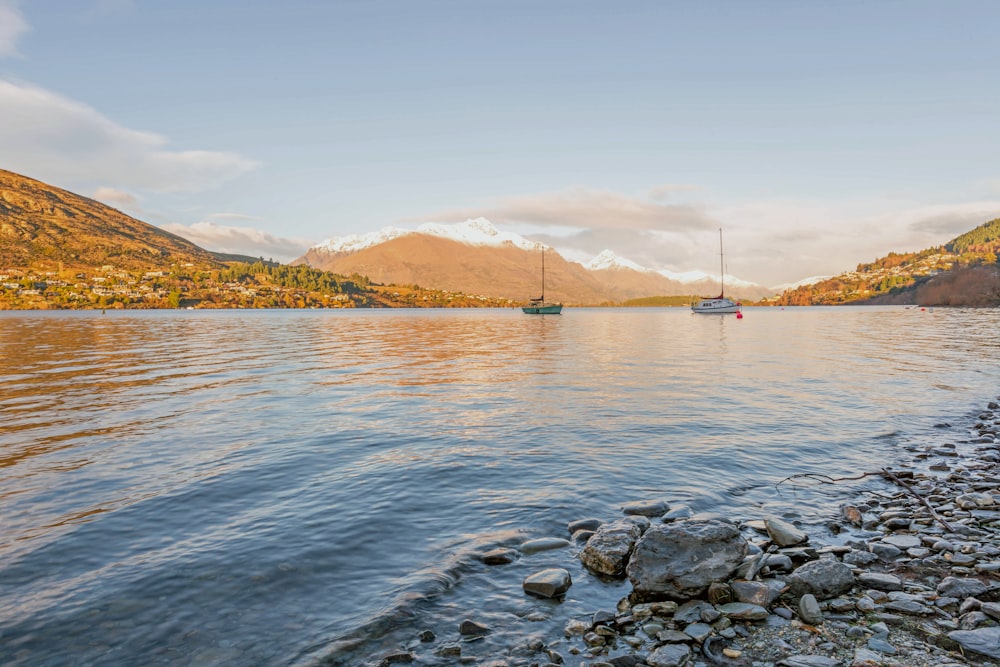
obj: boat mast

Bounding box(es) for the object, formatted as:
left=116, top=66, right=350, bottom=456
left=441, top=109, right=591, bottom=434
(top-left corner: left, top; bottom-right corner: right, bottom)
left=541, top=248, right=545, bottom=302
left=718, top=228, right=725, bottom=298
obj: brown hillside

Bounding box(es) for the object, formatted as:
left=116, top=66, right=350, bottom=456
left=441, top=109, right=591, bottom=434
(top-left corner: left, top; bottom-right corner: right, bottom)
left=863, top=264, right=1000, bottom=307
left=0, top=168, right=220, bottom=272
left=298, top=235, right=613, bottom=304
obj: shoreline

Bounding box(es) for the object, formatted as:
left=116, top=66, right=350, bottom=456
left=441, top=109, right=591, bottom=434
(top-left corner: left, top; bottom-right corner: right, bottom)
left=366, top=396, right=1000, bottom=667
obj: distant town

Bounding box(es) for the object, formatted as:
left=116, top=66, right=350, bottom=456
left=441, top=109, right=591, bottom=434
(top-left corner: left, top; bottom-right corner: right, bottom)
left=0, top=261, right=516, bottom=310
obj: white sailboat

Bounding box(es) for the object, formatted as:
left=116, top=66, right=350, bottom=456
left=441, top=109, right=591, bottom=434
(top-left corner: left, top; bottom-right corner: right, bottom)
left=691, top=229, right=742, bottom=314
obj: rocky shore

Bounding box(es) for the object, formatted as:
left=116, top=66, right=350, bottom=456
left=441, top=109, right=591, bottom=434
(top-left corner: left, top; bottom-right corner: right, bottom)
left=372, top=397, right=1000, bottom=667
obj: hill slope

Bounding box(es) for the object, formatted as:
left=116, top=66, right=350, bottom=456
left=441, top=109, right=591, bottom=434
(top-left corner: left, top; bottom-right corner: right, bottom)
left=0, top=168, right=221, bottom=271
left=773, top=217, right=1000, bottom=306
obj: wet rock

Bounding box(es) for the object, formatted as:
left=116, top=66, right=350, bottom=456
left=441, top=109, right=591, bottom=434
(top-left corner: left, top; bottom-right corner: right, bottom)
left=627, top=519, right=747, bottom=601
left=459, top=619, right=489, bottom=635
left=480, top=548, right=517, bottom=565
left=842, top=550, right=879, bottom=567
left=523, top=568, right=572, bottom=598
left=766, top=516, right=809, bottom=547
left=520, top=537, right=570, bottom=554
left=568, top=517, right=601, bottom=533
left=661, top=505, right=693, bottom=522
left=786, top=558, right=855, bottom=600
left=623, top=498, right=670, bottom=517
left=580, top=518, right=643, bottom=576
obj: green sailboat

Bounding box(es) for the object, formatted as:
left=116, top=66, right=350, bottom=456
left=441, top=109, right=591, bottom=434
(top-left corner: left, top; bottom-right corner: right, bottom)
left=522, top=248, right=563, bottom=315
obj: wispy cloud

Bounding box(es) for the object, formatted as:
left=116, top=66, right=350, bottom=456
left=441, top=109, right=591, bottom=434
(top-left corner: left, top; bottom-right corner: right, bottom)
left=160, top=217, right=313, bottom=262
left=424, top=187, right=718, bottom=232
left=0, top=79, right=260, bottom=192
left=0, top=1, right=28, bottom=58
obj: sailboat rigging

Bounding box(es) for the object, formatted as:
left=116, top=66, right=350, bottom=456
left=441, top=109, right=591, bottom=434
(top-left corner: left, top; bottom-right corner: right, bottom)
left=522, top=248, right=563, bottom=315
left=691, top=229, right=742, bottom=314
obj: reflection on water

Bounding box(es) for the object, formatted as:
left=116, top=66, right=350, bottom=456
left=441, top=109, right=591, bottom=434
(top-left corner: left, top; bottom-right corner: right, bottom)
left=1, top=307, right=998, bottom=665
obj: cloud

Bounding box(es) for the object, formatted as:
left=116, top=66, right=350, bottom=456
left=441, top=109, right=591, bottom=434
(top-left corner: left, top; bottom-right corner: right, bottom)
left=93, top=186, right=139, bottom=211
left=0, top=2, right=28, bottom=58
left=0, top=79, right=260, bottom=192
left=424, top=186, right=718, bottom=232
left=160, top=217, right=313, bottom=262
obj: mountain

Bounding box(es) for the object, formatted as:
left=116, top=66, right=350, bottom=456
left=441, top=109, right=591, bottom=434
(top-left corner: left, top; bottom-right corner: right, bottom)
left=297, top=221, right=774, bottom=304
left=298, top=230, right=613, bottom=305
left=773, top=217, right=1000, bottom=306
left=0, top=168, right=223, bottom=272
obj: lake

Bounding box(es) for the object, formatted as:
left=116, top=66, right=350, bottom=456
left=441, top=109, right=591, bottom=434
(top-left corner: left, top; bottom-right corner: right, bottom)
left=1, top=306, right=998, bottom=666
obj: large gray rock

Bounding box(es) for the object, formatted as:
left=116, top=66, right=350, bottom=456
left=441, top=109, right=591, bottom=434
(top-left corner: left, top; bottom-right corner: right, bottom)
left=948, top=626, right=1000, bottom=659
left=937, top=576, right=988, bottom=599
left=785, top=558, right=855, bottom=600
left=580, top=518, right=643, bottom=576
left=626, top=519, right=748, bottom=601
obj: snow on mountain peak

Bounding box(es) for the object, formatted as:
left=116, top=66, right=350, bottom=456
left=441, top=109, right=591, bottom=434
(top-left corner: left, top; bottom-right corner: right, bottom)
left=585, top=250, right=648, bottom=272
left=312, top=218, right=542, bottom=254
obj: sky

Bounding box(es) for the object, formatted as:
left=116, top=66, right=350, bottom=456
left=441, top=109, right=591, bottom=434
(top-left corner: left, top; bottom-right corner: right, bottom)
left=2, top=0, right=999, bottom=288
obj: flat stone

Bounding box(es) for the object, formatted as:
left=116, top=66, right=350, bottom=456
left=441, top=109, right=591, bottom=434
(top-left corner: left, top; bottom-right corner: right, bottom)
left=717, top=602, right=769, bottom=621
left=949, top=626, right=1000, bottom=659
left=884, top=599, right=933, bottom=615
left=867, top=637, right=898, bottom=655
left=786, top=558, right=855, bottom=600
left=683, top=622, right=713, bottom=642
left=567, top=517, right=601, bottom=533
left=856, top=572, right=903, bottom=591
left=881, top=534, right=921, bottom=549
left=520, top=537, right=570, bottom=554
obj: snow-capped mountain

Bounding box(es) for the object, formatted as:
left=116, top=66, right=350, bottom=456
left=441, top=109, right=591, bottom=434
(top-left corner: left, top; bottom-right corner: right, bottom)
left=313, top=218, right=542, bottom=254
left=296, top=219, right=775, bottom=303
left=584, top=250, right=649, bottom=272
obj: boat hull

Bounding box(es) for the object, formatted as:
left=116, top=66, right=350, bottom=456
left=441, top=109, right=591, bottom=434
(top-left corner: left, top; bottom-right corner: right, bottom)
left=691, top=298, right=741, bottom=314
left=522, top=303, right=563, bottom=315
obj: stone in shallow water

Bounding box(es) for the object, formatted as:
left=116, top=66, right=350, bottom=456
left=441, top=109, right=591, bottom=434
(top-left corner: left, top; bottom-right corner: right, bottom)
left=580, top=518, right=643, bottom=576
left=522, top=568, right=572, bottom=598
left=519, top=537, right=570, bottom=554
left=623, top=498, right=671, bottom=517
left=765, top=516, right=809, bottom=547
left=480, top=548, right=517, bottom=565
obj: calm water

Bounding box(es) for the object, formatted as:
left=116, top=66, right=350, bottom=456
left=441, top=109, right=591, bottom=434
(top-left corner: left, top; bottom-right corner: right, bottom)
left=1, top=306, right=998, bottom=666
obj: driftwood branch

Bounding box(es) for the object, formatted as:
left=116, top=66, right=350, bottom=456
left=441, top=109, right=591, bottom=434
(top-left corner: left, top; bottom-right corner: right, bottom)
left=775, top=468, right=956, bottom=533
left=880, top=467, right=956, bottom=533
